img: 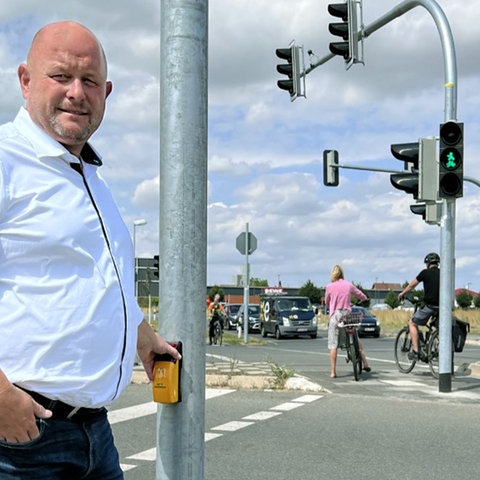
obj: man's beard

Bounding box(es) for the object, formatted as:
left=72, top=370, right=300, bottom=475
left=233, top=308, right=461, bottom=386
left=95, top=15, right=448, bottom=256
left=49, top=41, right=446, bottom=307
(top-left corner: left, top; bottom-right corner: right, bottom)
left=50, top=114, right=95, bottom=143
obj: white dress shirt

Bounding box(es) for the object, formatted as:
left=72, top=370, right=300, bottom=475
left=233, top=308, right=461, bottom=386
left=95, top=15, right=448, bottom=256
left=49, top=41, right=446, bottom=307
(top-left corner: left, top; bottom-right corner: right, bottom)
left=0, top=108, right=143, bottom=408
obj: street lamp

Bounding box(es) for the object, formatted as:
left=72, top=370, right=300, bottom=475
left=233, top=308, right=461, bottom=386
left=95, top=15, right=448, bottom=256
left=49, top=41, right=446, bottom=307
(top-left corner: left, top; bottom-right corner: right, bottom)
left=133, top=219, right=147, bottom=298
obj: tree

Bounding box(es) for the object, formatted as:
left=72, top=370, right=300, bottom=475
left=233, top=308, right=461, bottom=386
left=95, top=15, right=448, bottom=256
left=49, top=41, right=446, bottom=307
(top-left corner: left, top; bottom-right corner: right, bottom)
left=250, top=277, right=268, bottom=287
left=474, top=294, right=480, bottom=309
left=456, top=290, right=473, bottom=309
left=298, top=279, right=322, bottom=304
left=384, top=290, right=400, bottom=310
left=208, top=285, right=225, bottom=302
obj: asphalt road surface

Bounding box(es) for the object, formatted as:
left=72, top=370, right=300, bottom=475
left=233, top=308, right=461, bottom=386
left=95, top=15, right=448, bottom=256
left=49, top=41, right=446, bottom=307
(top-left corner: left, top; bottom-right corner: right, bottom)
left=109, top=332, right=480, bottom=479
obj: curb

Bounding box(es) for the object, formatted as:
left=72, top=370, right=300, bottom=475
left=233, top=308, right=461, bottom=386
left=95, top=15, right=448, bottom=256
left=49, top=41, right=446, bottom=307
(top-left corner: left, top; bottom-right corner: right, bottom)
left=130, top=368, right=328, bottom=393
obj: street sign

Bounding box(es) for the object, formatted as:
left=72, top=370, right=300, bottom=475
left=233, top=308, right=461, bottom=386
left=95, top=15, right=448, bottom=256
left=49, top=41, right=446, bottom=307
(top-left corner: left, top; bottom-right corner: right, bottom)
left=236, top=232, right=257, bottom=255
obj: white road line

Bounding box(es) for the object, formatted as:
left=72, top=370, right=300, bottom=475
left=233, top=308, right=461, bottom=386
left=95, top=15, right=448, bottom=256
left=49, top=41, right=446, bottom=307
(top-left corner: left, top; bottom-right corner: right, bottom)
left=109, top=388, right=234, bottom=425
left=292, top=394, right=323, bottom=403
left=206, top=388, right=235, bottom=400
left=382, top=380, right=427, bottom=387
left=270, top=401, right=303, bottom=412
left=242, top=411, right=282, bottom=421
left=127, top=448, right=156, bottom=461
left=119, top=390, right=324, bottom=472
left=108, top=402, right=156, bottom=425
left=205, top=432, right=223, bottom=442
left=211, top=420, right=254, bottom=432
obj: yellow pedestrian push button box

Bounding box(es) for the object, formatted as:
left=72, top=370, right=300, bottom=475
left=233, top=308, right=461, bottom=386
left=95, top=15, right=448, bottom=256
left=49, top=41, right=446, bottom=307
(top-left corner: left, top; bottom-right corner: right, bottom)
left=152, top=341, right=182, bottom=404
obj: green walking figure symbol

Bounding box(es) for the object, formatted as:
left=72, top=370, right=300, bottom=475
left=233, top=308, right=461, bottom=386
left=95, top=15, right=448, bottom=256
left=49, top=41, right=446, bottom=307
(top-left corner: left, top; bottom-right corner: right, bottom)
left=446, top=152, right=457, bottom=169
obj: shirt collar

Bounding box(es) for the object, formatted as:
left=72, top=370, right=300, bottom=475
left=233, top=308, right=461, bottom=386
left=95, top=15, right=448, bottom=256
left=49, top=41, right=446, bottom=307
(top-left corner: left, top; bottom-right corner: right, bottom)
left=13, top=107, right=103, bottom=167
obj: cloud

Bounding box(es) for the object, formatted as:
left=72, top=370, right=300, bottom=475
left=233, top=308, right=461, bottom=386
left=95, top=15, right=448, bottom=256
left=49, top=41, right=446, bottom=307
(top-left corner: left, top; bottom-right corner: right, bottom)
left=1, top=0, right=479, bottom=292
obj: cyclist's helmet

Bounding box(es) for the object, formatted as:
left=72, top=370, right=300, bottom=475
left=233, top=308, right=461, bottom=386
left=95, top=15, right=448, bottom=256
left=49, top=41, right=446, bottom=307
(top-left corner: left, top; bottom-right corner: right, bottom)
left=424, top=252, right=440, bottom=265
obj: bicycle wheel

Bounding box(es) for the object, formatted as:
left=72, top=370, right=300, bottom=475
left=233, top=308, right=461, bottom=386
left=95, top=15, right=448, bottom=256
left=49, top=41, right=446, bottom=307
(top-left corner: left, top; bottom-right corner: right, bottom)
left=214, top=323, right=222, bottom=346
left=427, top=330, right=439, bottom=378
left=218, top=325, right=223, bottom=346
left=394, top=327, right=416, bottom=373
left=353, top=332, right=362, bottom=377
left=349, top=333, right=360, bottom=381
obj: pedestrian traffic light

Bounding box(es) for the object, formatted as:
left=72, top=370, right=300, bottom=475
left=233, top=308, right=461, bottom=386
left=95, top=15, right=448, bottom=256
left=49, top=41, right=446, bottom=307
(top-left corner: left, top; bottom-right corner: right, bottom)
left=275, top=42, right=305, bottom=101
left=323, top=150, right=339, bottom=186
left=389, top=142, right=420, bottom=199
left=153, top=255, right=159, bottom=279
left=327, top=0, right=363, bottom=68
left=438, top=121, right=463, bottom=199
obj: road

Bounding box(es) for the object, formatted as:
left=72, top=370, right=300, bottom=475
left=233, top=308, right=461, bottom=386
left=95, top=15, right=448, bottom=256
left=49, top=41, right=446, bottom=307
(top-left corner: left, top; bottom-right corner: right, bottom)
left=110, top=332, right=480, bottom=479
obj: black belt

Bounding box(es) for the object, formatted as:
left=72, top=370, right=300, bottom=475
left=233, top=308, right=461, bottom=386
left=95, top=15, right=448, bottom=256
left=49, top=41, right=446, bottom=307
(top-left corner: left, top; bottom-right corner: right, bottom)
left=19, top=387, right=105, bottom=422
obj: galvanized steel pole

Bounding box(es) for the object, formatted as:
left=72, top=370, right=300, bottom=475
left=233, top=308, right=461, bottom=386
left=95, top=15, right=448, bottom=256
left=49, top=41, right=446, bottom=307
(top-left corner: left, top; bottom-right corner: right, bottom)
left=158, top=1, right=208, bottom=478
left=310, top=0, right=458, bottom=392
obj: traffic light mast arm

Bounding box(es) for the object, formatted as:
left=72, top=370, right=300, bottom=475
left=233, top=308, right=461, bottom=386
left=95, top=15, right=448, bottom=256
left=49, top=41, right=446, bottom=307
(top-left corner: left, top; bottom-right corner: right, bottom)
left=306, top=0, right=457, bottom=120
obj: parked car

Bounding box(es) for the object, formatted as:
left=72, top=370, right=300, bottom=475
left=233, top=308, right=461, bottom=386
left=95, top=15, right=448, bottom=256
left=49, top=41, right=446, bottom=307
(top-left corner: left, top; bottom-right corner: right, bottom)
left=260, top=294, right=317, bottom=339
left=371, top=303, right=392, bottom=311
left=237, top=304, right=261, bottom=333
left=225, top=303, right=241, bottom=330
left=352, top=306, right=381, bottom=338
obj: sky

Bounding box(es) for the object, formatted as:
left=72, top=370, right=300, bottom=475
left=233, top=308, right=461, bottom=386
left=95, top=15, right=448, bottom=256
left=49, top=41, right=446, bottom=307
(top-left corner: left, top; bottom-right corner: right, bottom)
left=1, top=0, right=479, bottom=292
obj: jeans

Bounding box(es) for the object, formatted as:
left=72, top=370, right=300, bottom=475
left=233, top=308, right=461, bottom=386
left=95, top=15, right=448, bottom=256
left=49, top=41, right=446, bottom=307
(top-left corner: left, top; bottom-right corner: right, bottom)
left=0, top=410, right=123, bottom=480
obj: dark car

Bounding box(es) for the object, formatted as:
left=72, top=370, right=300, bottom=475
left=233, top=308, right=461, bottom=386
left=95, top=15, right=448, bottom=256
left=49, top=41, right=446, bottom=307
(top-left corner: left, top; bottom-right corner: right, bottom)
left=225, top=303, right=241, bottom=330
left=237, top=304, right=261, bottom=333
left=353, top=306, right=381, bottom=338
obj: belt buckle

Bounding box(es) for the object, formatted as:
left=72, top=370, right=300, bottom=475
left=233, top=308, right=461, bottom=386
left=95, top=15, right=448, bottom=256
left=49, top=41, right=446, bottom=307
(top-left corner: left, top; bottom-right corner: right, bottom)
left=66, top=406, right=81, bottom=419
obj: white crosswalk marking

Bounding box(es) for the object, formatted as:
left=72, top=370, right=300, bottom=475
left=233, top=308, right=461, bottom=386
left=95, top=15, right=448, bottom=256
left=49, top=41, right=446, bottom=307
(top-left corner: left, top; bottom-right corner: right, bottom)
left=242, top=411, right=282, bottom=421
left=117, top=391, right=324, bottom=473
left=109, top=388, right=234, bottom=425
left=127, top=448, right=156, bottom=461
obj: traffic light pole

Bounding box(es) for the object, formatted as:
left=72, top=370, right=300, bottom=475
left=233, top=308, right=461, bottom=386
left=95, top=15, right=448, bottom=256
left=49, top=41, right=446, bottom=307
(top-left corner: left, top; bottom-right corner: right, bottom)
left=310, top=1, right=459, bottom=392
left=159, top=1, right=208, bottom=478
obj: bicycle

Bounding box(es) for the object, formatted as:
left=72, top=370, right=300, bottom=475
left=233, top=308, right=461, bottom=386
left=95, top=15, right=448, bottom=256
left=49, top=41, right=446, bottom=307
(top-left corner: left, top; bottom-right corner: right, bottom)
left=394, top=296, right=441, bottom=378
left=338, top=310, right=364, bottom=381
left=395, top=298, right=472, bottom=378
left=212, top=317, right=223, bottom=346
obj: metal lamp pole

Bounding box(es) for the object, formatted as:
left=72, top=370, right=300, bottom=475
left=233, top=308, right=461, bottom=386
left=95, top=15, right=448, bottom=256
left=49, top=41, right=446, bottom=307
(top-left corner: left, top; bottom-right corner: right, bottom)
left=133, top=218, right=147, bottom=298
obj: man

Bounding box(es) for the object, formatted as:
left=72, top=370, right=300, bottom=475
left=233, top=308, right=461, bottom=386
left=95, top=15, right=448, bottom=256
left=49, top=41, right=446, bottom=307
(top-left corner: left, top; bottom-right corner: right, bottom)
left=207, top=293, right=225, bottom=345
left=398, top=252, right=440, bottom=360
left=0, top=21, right=180, bottom=479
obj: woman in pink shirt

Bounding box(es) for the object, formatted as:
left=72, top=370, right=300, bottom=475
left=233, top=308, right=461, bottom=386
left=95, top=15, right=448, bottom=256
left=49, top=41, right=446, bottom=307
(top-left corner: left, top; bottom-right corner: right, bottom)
left=325, top=265, right=371, bottom=378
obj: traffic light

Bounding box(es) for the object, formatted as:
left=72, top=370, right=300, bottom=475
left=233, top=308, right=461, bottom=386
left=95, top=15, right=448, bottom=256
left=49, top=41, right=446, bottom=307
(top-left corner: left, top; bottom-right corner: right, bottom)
left=275, top=42, right=305, bottom=101
left=323, top=150, right=339, bottom=186
left=327, top=0, right=363, bottom=68
left=438, top=121, right=463, bottom=199
left=418, top=137, right=438, bottom=202
left=410, top=203, right=441, bottom=226
left=153, top=255, right=159, bottom=279
left=389, top=142, right=420, bottom=199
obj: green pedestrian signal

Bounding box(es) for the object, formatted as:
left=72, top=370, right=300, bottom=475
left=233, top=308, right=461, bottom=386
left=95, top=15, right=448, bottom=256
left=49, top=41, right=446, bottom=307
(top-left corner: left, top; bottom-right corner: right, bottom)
left=438, top=121, right=463, bottom=198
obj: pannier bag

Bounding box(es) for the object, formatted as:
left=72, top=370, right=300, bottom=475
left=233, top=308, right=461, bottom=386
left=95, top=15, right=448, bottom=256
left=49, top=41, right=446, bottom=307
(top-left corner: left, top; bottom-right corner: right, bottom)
left=452, top=318, right=470, bottom=353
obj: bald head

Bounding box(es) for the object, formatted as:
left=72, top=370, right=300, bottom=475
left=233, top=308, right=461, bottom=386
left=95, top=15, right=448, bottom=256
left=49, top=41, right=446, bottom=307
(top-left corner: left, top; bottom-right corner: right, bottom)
left=18, top=21, right=112, bottom=156
left=28, top=21, right=108, bottom=78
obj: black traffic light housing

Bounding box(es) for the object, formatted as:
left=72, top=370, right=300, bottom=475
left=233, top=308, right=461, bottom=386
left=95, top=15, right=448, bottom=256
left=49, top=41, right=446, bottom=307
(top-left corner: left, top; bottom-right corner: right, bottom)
left=328, top=3, right=349, bottom=59
left=410, top=203, right=441, bottom=225
left=153, top=255, right=159, bottom=279
left=327, top=1, right=363, bottom=68
left=438, top=121, right=463, bottom=198
left=275, top=43, right=305, bottom=101
left=389, top=142, right=420, bottom=199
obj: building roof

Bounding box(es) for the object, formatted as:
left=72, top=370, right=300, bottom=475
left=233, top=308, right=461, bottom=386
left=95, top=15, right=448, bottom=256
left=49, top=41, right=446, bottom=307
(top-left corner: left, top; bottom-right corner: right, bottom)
left=371, top=282, right=402, bottom=291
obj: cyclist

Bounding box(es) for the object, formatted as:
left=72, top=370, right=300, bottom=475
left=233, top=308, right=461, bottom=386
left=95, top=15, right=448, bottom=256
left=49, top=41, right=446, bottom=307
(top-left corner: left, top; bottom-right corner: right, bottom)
left=325, top=265, right=371, bottom=378
left=398, top=252, right=440, bottom=360
left=207, top=294, right=225, bottom=345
